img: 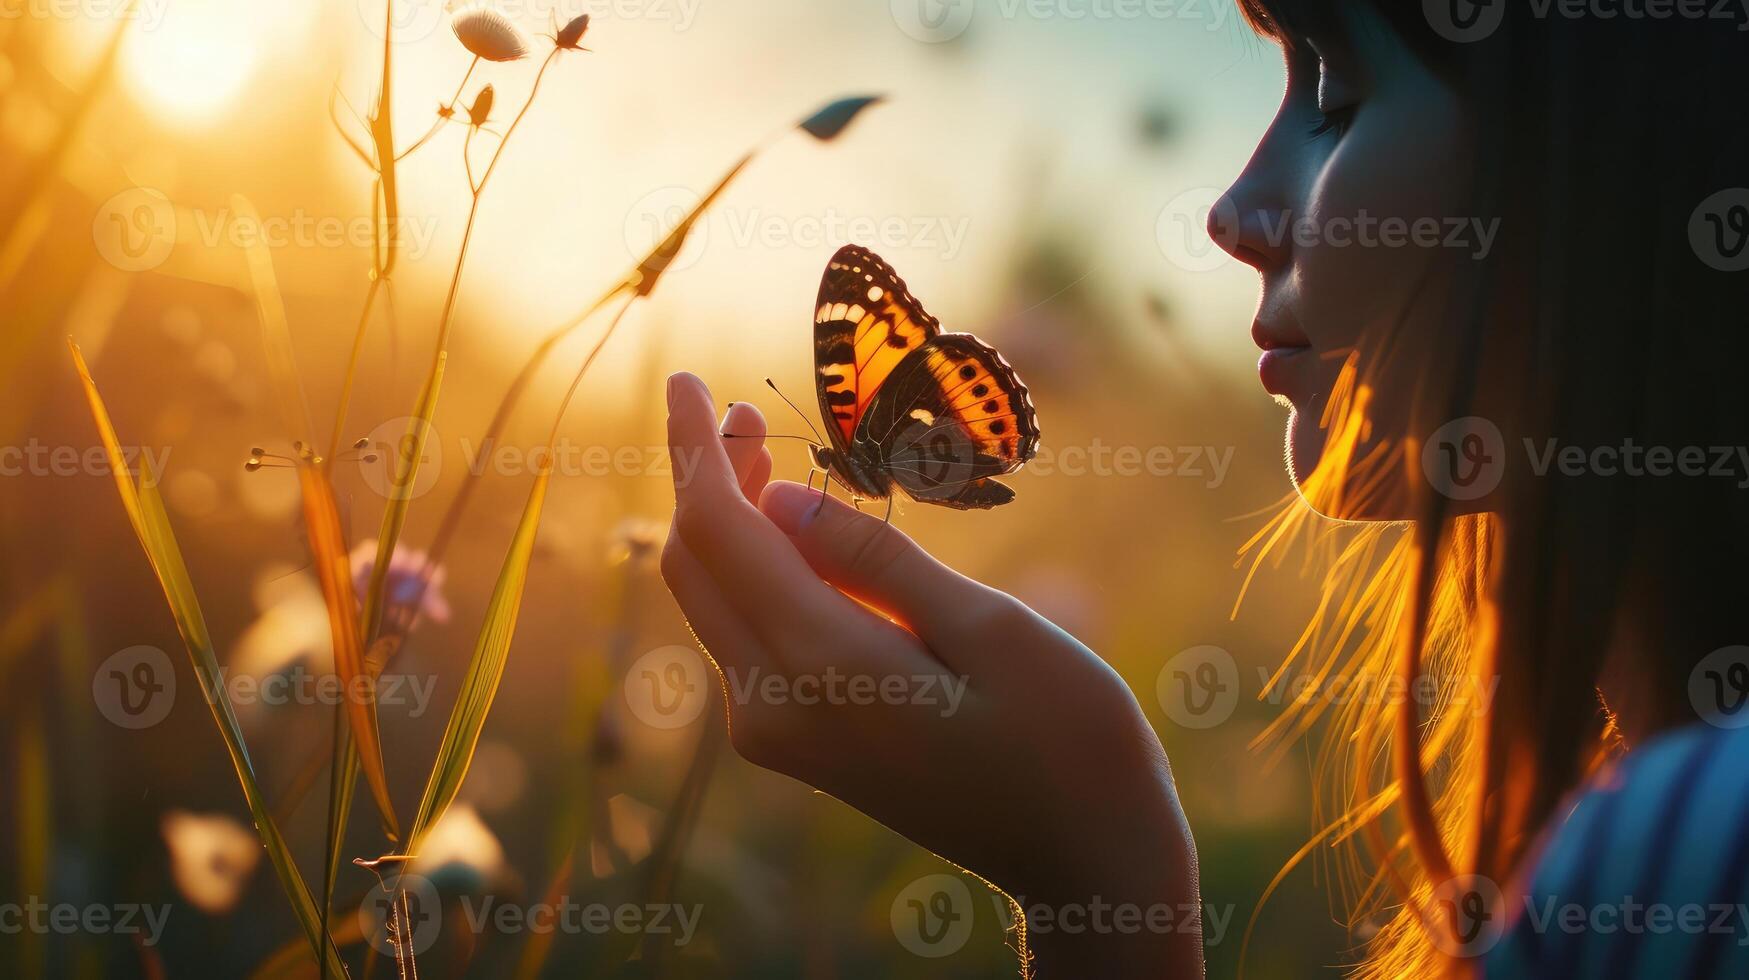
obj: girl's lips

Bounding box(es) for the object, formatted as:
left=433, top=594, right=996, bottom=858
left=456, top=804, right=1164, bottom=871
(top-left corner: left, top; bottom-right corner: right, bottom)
left=1258, top=345, right=1314, bottom=397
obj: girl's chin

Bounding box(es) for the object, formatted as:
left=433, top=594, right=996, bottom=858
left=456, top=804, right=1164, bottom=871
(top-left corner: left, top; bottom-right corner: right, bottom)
left=1285, top=408, right=1411, bottom=522
left=1285, top=408, right=1325, bottom=495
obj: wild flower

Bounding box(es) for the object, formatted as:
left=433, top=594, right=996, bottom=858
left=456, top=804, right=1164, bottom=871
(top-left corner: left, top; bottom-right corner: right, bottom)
left=451, top=7, right=529, bottom=63
left=233, top=568, right=332, bottom=676
left=409, top=803, right=507, bottom=884
left=161, top=811, right=262, bottom=914
left=349, top=539, right=451, bottom=628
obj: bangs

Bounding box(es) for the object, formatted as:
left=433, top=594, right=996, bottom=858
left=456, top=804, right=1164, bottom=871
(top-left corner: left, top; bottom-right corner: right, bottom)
left=1237, top=0, right=1459, bottom=70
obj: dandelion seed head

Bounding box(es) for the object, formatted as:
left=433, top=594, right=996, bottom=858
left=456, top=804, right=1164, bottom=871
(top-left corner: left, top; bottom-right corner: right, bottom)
left=452, top=7, right=530, bottom=62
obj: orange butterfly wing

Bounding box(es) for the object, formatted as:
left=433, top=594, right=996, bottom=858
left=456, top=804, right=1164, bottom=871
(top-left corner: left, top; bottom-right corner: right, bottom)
left=813, top=245, right=940, bottom=454
left=856, top=334, right=1040, bottom=509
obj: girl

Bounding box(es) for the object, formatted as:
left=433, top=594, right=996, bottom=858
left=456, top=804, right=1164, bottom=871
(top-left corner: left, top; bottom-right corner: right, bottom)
left=659, top=2, right=1749, bottom=976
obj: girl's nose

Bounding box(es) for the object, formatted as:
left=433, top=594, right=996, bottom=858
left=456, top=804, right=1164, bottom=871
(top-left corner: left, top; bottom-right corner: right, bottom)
left=1207, top=181, right=1288, bottom=273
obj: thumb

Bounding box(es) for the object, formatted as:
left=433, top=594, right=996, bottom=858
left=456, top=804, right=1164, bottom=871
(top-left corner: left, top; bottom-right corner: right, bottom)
left=759, top=481, right=1013, bottom=647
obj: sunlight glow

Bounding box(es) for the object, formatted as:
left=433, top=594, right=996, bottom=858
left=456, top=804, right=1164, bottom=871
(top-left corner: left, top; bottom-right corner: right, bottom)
left=121, top=0, right=310, bottom=124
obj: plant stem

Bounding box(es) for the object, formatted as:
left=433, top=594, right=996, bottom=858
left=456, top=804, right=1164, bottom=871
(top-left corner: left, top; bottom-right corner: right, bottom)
left=363, top=49, right=561, bottom=643
left=327, top=275, right=383, bottom=463
left=481, top=50, right=559, bottom=190
left=446, top=56, right=480, bottom=114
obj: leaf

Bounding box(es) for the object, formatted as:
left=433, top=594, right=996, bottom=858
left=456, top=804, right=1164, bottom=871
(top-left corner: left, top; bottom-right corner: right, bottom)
left=797, top=95, right=883, bottom=141
left=408, top=462, right=551, bottom=849
left=299, top=463, right=399, bottom=841
left=69, top=341, right=350, bottom=979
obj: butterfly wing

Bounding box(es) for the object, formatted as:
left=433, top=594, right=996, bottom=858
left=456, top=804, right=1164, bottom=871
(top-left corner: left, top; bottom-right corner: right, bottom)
left=813, top=245, right=941, bottom=460
left=854, top=333, right=1041, bottom=510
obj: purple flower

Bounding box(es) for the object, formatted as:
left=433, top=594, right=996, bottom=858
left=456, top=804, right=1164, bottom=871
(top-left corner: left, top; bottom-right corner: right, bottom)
left=350, top=539, right=451, bottom=627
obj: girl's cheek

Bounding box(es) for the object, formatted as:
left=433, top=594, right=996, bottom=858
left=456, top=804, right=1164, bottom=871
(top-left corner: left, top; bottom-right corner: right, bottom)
left=1299, top=90, right=1468, bottom=363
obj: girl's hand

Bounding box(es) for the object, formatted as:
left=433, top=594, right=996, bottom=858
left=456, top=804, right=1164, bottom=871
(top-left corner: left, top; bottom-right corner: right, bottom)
left=660, top=372, right=1203, bottom=976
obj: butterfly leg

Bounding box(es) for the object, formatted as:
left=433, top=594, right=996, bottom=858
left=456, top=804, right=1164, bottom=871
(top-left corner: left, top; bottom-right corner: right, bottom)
left=883, top=495, right=894, bottom=525
left=814, top=468, right=838, bottom=519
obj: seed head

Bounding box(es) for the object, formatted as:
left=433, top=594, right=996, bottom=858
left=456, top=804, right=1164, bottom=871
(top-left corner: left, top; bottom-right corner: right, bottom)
left=452, top=7, right=530, bottom=62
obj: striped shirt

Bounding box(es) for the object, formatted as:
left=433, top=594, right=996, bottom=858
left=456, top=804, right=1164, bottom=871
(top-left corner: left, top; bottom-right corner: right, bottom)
left=1485, top=723, right=1749, bottom=978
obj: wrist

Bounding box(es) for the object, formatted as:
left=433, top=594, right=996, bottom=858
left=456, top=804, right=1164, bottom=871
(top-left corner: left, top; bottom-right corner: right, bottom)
left=1011, top=801, right=1203, bottom=977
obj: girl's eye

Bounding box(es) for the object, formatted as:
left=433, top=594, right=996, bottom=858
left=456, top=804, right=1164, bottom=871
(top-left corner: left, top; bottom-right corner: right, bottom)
left=1308, top=104, right=1357, bottom=139
left=1308, top=53, right=1359, bottom=139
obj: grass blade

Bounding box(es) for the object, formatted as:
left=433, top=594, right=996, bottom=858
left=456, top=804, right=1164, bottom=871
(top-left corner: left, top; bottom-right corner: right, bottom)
left=408, top=463, right=550, bottom=850
left=306, top=462, right=404, bottom=843
left=0, top=580, right=59, bottom=679
left=300, top=461, right=400, bottom=841
left=69, top=341, right=350, bottom=978
left=235, top=196, right=317, bottom=452
left=631, top=154, right=750, bottom=297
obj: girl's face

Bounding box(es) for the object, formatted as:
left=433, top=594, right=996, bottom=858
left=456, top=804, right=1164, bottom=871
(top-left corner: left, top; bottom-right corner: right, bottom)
left=1213, top=6, right=1474, bottom=520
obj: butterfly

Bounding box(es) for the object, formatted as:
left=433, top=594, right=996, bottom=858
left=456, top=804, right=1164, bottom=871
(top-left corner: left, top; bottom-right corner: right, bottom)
left=804, top=244, right=1040, bottom=513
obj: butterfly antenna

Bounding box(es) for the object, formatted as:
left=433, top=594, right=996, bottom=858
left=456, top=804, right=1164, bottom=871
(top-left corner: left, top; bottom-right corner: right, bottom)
left=723, top=433, right=823, bottom=445
left=765, top=378, right=827, bottom=446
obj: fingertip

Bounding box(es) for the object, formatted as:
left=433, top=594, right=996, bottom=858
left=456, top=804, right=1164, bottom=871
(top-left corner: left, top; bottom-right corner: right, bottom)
left=721, top=400, right=766, bottom=438
left=666, top=373, right=720, bottom=443
left=666, top=371, right=709, bottom=411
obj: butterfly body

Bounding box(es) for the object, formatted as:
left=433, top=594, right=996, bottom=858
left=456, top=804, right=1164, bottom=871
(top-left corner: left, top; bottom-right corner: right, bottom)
left=810, top=245, right=1040, bottom=511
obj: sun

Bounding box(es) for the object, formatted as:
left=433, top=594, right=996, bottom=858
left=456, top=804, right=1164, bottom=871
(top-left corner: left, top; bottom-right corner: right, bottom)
left=120, top=0, right=312, bottom=125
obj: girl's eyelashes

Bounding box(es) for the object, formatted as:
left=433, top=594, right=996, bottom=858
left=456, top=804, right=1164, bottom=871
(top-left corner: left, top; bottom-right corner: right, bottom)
left=1308, top=104, right=1357, bottom=139
left=1309, top=55, right=1360, bottom=140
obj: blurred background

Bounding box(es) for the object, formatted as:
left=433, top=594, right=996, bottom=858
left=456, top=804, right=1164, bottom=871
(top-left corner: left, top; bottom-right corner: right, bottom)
left=0, top=0, right=1365, bottom=976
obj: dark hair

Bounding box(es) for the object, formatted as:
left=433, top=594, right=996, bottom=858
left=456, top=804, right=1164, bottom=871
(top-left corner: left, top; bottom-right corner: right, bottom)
left=1234, top=2, right=1749, bottom=976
